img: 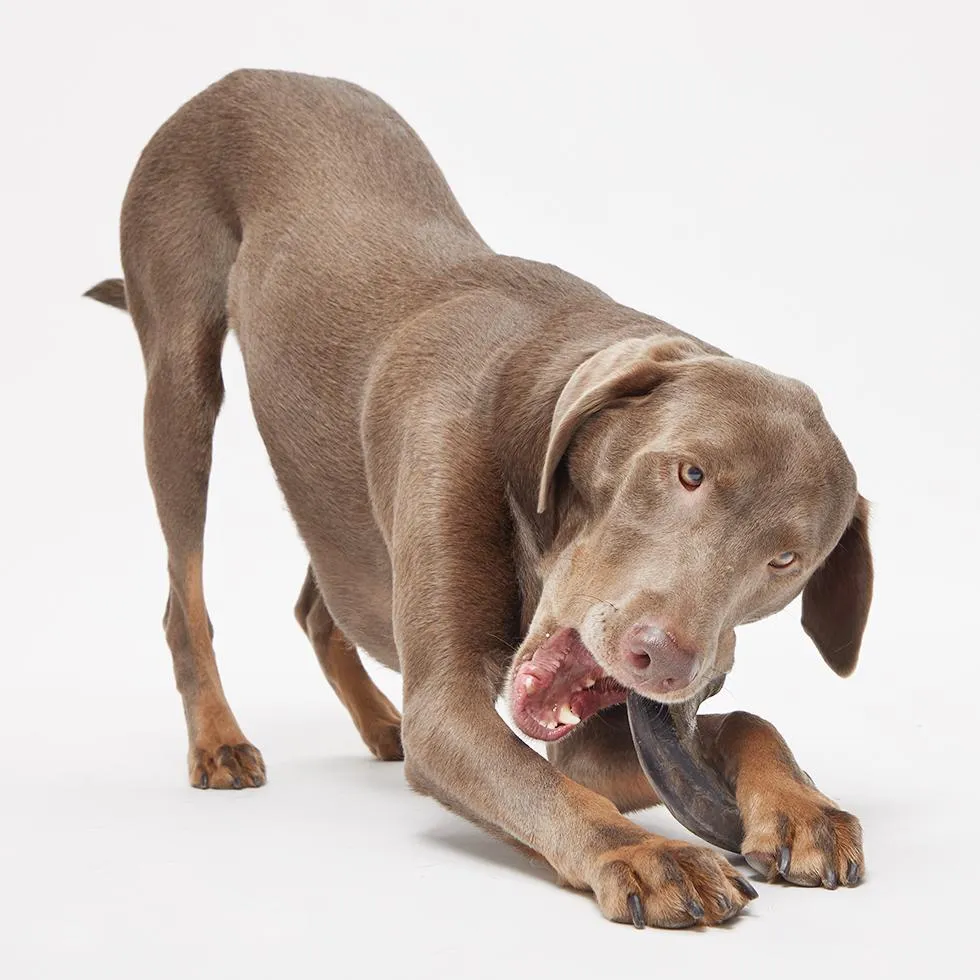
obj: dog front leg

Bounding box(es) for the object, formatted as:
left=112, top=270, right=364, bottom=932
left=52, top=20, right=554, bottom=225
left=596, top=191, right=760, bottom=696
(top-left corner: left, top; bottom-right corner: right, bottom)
left=700, top=711, right=865, bottom=887
left=401, top=674, right=760, bottom=926
left=388, top=483, right=756, bottom=927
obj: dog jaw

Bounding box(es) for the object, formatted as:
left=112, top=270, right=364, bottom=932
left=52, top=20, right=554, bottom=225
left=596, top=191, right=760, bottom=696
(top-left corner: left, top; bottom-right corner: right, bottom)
left=509, top=628, right=628, bottom=741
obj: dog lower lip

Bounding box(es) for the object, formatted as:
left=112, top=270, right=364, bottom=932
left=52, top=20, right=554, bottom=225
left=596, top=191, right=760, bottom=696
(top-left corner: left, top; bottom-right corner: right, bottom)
left=511, top=628, right=628, bottom=741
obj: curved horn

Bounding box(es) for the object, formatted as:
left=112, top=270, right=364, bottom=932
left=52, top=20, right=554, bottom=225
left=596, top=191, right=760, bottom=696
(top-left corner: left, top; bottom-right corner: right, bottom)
left=627, top=691, right=744, bottom=853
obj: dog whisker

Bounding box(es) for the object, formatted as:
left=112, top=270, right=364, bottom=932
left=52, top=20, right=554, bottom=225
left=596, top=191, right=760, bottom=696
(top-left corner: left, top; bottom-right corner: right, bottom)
left=487, top=632, right=520, bottom=654
left=569, top=593, right=619, bottom=612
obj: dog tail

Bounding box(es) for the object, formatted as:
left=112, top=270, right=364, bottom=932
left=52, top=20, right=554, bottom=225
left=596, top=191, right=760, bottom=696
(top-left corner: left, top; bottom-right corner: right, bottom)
left=84, top=278, right=128, bottom=311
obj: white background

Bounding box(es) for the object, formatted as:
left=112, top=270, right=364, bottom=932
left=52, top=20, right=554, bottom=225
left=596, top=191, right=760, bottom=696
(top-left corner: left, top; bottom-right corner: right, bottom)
left=2, top=1, right=978, bottom=976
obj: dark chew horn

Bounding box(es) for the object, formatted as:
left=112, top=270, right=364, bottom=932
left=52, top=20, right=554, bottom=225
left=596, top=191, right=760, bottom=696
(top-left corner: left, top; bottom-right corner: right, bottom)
left=626, top=691, right=744, bottom=853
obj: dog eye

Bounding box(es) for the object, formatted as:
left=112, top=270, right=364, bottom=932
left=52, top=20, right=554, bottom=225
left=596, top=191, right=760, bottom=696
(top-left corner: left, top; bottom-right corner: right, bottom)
left=679, top=463, right=704, bottom=489
left=769, top=552, right=797, bottom=568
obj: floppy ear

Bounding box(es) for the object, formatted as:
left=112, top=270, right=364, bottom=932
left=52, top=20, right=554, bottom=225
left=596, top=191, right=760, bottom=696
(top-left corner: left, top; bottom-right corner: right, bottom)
left=536, top=335, right=702, bottom=513
left=801, top=495, right=873, bottom=677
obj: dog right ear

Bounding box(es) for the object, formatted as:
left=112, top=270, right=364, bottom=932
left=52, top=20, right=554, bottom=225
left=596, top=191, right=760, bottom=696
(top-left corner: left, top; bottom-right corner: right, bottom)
left=801, top=495, right=874, bottom=677
left=536, top=335, right=703, bottom=513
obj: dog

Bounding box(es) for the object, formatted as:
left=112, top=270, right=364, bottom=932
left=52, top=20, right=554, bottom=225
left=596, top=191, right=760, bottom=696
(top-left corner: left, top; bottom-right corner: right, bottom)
left=86, top=69, right=872, bottom=928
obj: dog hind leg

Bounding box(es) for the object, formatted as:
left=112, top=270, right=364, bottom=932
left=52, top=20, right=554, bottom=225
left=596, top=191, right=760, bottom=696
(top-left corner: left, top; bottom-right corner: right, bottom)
left=121, top=187, right=265, bottom=788
left=294, top=566, right=403, bottom=761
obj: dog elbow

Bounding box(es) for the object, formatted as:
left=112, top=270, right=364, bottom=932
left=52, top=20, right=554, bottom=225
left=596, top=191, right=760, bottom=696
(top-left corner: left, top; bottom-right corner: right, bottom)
left=400, top=711, right=440, bottom=792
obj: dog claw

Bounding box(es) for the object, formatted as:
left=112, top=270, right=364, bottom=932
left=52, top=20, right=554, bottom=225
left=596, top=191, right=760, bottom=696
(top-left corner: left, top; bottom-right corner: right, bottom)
left=846, top=861, right=860, bottom=886
left=199, top=772, right=209, bottom=789
left=778, top=846, right=791, bottom=878
left=743, top=852, right=770, bottom=877
left=732, top=876, right=758, bottom=900
left=627, top=893, right=645, bottom=929
left=824, top=867, right=838, bottom=890
left=232, top=776, right=242, bottom=789
left=686, top=898, right=706, bottom=920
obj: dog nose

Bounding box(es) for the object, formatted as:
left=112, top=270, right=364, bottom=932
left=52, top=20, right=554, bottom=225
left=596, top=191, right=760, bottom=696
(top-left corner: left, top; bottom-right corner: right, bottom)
left=623, top=623, right=698, bottom=694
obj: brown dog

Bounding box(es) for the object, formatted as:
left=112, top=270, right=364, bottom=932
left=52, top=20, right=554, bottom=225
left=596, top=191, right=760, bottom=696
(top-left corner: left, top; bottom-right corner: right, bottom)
left=86, top=69, right=872, bottom=928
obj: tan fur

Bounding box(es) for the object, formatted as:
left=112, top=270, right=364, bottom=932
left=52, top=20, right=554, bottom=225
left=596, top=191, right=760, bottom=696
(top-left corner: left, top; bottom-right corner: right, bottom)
left=164, top=552, right=265, bottom=789
left=701, top=711, right=863, bottom=887
left=87, top=70, right=872, bottom=925
left=294, top=567, right=403, bottom=761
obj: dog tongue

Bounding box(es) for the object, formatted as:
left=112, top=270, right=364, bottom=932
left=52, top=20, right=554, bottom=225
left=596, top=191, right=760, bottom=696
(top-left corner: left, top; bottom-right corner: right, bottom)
left=627, top=690, right=744, bottom=853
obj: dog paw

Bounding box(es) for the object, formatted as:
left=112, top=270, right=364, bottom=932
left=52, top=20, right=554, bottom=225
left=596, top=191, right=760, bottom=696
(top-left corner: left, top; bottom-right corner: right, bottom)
left=592, top=837, right=758, bottom=928
left=189, top=742, right=266, bottom=789
left=741, top=785, right=863, bottom=888
left=363, top=718, right=404, bottom=761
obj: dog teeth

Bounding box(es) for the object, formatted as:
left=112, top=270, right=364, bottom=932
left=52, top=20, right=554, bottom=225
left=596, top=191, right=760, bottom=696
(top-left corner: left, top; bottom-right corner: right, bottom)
left=546, top=720, right=558, bottom=729
left=524, top=677, right=537, bottom=694
left=584, top=677, right=596, bottom=688
left=558, top=705, right=580, bottom=725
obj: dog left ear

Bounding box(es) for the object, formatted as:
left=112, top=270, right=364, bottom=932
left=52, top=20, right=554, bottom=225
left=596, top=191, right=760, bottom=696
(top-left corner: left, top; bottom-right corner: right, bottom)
left=801, top=495, right=873, bottom=677
left=536, top=335, right=703, bottom=513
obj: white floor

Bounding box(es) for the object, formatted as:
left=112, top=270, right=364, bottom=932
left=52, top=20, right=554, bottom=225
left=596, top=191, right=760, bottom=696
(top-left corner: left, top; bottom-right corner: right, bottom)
left=0, top=695, right=961, bottom=980
left=2, top=551, right=976, bottom=978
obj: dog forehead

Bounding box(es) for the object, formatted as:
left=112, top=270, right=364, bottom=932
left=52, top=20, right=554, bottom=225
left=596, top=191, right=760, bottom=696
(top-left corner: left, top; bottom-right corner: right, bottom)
left=571, top=356, right=852, bottom=510
left=673, top=358, right=822, bottom=422
left=665, top=360, right=840, bottom=457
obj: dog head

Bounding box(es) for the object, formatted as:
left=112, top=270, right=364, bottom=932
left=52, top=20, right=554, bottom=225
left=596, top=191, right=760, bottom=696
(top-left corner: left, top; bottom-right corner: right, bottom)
left=508, top=335, right=872, bottom=741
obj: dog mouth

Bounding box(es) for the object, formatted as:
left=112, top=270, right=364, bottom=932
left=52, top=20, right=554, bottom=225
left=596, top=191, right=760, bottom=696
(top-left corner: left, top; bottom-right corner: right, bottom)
left=511, top=627, right=628, bottom=742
